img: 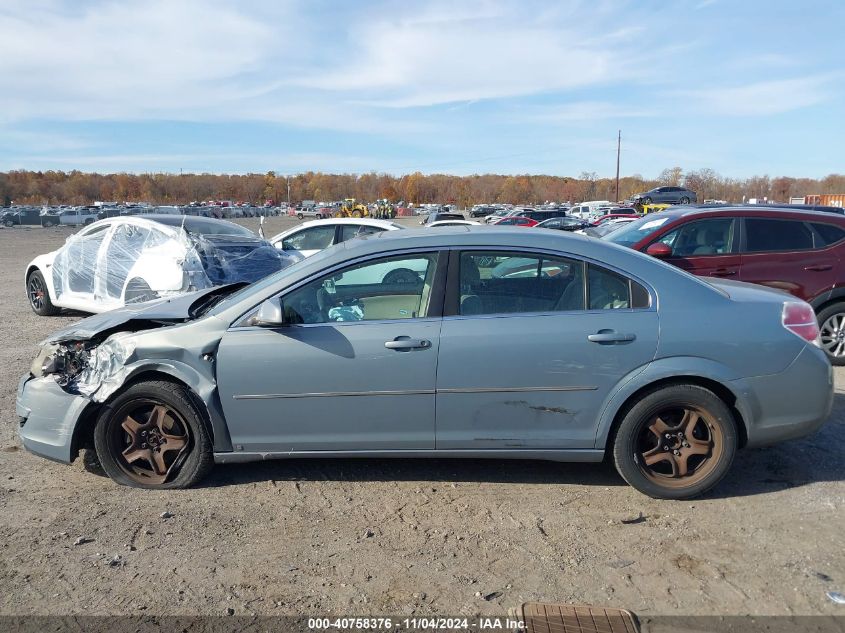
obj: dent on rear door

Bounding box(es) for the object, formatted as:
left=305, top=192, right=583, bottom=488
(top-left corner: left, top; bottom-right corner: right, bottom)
left=435, top=310, right=659, bottom=450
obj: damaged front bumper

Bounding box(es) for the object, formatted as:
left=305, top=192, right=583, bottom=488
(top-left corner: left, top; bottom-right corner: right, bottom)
left=17, top=373, right=90, bottom=464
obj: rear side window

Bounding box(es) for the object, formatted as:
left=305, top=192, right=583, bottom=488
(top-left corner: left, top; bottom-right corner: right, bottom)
left=340, top=224, right=385, bottom=241
left=587, top=265, right=649, bottom=310
left=458, top=251, right=585, bottom=315
left=745, top=219, right=813, bottom=252
left=811, top=223, right=845, bottom=247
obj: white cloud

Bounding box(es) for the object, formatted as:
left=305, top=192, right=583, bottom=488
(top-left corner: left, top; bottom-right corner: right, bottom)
left=300, top=1, right=654, bottom=108
left=672, top=75, right=838, bottom=116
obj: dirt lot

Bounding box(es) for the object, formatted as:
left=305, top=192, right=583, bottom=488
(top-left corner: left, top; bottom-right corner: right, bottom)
left=0, top=217, right=843, bottom=618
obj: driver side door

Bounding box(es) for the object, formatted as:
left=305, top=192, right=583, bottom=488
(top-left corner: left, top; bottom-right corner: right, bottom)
left=216, top=251, right=445, bottom=453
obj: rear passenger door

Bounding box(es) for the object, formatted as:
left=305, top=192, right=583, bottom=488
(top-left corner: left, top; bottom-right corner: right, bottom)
left=651, top=218, right=740, bottom=278
left=739, top=218, right=840, bottom=301
left=435, top=250, right=658, bottom=450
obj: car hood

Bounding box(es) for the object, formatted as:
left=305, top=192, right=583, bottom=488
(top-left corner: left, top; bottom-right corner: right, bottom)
left=42, top=286, right=225, bottom=343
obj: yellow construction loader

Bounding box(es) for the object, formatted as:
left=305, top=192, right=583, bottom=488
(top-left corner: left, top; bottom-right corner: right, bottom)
left=334, top=198, right=369, bottom=218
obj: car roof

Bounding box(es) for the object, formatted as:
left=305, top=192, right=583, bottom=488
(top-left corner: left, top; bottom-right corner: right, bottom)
left=81, top=214, right=254, bottom=236
left=638, top=205, right=845, bottom=222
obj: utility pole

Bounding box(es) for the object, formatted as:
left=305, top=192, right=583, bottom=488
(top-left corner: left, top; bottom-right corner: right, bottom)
left=286, top=175, right=291, bottom=208
left=615, top=130, right=621, bottom=202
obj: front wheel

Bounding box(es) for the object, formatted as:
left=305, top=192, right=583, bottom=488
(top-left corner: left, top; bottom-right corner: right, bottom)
left=612, top=384, right=737, bottom=499
left=3, top=219, right=13, bottom=227
left=642, top=197, right=652, bottom=205
left=680, top=197, right=690, bottom=204
left=297, top=213, right=304, bottom=220
left=817, top=302, right=845, bottom=365
left=94, top=381, right=213, bottom=488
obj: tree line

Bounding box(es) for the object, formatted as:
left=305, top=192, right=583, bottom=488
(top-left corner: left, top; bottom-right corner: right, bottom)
left=2, top=168, right=843, bottom=207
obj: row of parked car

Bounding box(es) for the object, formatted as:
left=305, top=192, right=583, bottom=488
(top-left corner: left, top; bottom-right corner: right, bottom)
left=18, top=207, right=833, bottom=499
left=1, top=204, right=288, bottom=228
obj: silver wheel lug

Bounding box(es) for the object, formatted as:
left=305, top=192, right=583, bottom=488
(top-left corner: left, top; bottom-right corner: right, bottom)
left=141, top=443, right=147, bottom=448
left=665, top=433, right=672, bottom=439
left=673, top=449, right=680, bottom=455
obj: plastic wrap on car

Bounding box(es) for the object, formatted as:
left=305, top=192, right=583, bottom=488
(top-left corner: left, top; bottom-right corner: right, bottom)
left=50, top=223, right=206, bottom=304
left=189, top=233, right=295, bottom=285
left=49, top=222, right=293, bottom=308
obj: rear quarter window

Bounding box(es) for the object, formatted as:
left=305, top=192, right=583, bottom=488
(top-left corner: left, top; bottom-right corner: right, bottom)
left=811, top=223, right=845, bottom=247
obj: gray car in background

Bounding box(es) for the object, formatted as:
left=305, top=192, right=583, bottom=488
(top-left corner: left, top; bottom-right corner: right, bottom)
left=17, top=227, right=832, bottom=499
left=631, top=186, right=697, bottom=205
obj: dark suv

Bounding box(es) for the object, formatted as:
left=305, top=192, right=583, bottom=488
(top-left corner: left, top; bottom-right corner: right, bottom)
left=631, top=186, right=697, bottom=205
left=605, top=206, right=845, bottom=364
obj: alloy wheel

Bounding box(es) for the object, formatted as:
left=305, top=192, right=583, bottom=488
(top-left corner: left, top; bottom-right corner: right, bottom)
left=28, top=275, right=45, bottom=311
left=109, top=401, right=191, bottom=485
left=635, top=406, right=723, bottom=489
left=819, top=313, right=845, bottom=357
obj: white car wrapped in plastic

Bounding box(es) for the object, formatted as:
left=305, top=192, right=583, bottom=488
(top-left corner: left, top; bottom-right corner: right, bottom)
left=25, top=215, right=298, bottom=315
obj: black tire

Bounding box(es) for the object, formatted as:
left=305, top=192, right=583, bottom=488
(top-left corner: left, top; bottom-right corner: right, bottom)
left=26, top=269, right=60, bottom=316
left=94, top=380, right=213, bottom=489
left=84, top=218, right=94, bottom=225
left=297, top=213, right=304, bottom=220
left=816, top=302, right=845, bottom=365
left=124, top=278, right=159, bottom=304
left=680, top=197, right=690, bottom=204
left=643, top=197, right=652, bottom=205
left=42, top=219, right=55, bottom=228
left=3, top=219, right=13, bottom=227
left=612, top=384, right=737, bottom=500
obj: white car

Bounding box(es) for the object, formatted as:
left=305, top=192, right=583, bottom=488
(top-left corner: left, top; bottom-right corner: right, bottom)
left=425, top=220, right=482, bottom=228
left=269, top=218, right=404, bottom=259
left=25, top=215, right=296, bottom=316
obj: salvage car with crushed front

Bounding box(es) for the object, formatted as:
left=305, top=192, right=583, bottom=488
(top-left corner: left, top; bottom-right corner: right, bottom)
left=17, top=226, right=833, bottom=500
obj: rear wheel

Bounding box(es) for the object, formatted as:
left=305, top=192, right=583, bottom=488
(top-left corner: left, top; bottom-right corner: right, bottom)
left=351, top=209, right=362, bottom=218
left=27, top=269, right=60, bottom=316
left=297, top=213, right=304, bottom=220
left=613, top=384, right=737, bottom=499
left=94, top=381, right=213, bottom=488
left=124, top=278, right=159, bottom=304
left=680, top=197, right=690, bottom=204
left=817, top=302, right=845, bottom=365
left=42, top=219, right=55, bottom=227
left=642, top=196, right=652, bottom=205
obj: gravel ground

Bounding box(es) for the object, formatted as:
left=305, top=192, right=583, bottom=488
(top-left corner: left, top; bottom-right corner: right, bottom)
left=0, top=217, right=843, bottom=618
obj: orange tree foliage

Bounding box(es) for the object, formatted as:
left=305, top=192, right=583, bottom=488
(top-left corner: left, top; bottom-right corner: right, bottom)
left=1, top=169, right=843, bottom=207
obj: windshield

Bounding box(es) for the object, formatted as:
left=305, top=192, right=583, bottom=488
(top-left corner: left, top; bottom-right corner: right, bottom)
left=603, top=214, right=674, bottom=247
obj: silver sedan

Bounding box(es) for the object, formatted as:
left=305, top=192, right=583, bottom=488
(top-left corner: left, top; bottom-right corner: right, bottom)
left=17, top=227, right=832, bottom=499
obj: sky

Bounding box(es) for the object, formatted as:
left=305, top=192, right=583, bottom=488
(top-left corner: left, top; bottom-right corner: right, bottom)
left=0, top=0, right=843, bottom=179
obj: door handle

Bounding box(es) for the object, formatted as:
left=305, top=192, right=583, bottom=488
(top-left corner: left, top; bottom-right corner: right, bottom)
left=805, top=264, right=833, bottom=272
left=712, top=268, right=737, bottom=277
left=385, top=337, right=432, bottom=351
left=588, top=331, right=636, bottom=344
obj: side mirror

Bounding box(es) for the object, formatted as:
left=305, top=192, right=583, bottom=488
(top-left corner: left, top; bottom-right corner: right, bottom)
left=646, top=242, right=672, bottom=258
left=253, top=297, right=286, bottom=327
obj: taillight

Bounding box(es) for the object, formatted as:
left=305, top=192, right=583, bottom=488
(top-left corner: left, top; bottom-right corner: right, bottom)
left=782, top=301, right=819, bottom=345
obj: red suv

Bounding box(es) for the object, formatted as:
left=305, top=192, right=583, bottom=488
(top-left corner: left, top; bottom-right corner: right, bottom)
left=605, top=206, right=845, bottom=364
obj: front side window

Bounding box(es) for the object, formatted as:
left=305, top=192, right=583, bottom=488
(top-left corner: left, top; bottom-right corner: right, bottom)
left=282, top=253, right=439, bottom=324
left=656, top=218, right=735, bottom=256
left=745, top=219, right=813, bottom=252
left=281, top=225, right=335, bottom=251
left=458, top=251, right=585, bottom=315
